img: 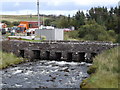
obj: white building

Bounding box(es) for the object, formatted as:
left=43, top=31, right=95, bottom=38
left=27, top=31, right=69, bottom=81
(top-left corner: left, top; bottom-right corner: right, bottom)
left=35, top=29, right=64, bottom=40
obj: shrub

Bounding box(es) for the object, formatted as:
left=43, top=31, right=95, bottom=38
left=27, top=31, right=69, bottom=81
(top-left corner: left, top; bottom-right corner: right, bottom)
left=87, top=65, right=97, bottom=74
left=12, top=21, right=20, bottom=26
left=1, top=20, right=13, bottom=27
left=78, top=23, right=117, bottom=42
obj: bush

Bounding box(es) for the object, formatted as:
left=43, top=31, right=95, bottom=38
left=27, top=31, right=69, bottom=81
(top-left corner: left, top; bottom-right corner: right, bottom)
left=12, top=21, right=20, bottom=26
left=78, top=23, right=117, bottom=42
left=1, top=20, right=13, bottom=27
left=87, top=65, right=97, bottom=74
left=84, top=34, right=94, bottom=40
left=64, top=30, right=79, bottom=40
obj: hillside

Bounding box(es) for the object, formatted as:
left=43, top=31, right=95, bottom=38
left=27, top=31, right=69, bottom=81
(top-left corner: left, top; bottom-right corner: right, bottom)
left=1, top=15, right=49, bottom=22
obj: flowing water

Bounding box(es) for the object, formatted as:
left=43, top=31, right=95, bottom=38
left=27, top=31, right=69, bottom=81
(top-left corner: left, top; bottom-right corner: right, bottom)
left=1, top=60, right=91, bottom=88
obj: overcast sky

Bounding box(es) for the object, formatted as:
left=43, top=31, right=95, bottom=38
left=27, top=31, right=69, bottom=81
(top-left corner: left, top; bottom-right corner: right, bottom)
left=0, top=0, right=120, bottom=16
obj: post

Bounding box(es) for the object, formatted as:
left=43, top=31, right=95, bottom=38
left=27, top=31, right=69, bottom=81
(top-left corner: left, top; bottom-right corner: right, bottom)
left=43, top=16, right=44, bottom=26
left=37, top=0, right=41, bottom=39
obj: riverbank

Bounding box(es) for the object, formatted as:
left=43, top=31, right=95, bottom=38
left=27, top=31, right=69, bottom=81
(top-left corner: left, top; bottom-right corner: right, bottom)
left=80, top=46, right=119, bottom=88
left=0, top=51, right=26, bottom=69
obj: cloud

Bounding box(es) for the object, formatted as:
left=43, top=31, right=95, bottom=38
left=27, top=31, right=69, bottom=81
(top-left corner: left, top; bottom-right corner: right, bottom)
left=39, top=2, right=90, bottom=11
left=14, top=2, right=20, bottom=7
left=2, top=2, right=36, bottom=11
left=0, top=9, right=78, bottom=16
left=0, top=0, right=119, bottom=16
left=1, top=0, right=119, bottom=4
left=73, top=0, right=119, bottom=5
left=1, top=9, right=90, bottom=16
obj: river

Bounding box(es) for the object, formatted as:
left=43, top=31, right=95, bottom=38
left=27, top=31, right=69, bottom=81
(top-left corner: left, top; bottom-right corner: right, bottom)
left=1, top=60, right=91, bottom=88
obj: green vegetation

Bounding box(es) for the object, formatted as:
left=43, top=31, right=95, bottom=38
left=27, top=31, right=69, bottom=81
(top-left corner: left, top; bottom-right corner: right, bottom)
left=8, top=37, right=43, bottom=42
left=64, top=31, right=79, bottom=40
left=78, top=20, right=117, bottom=42
left=1, top=20, right=20, bottom=27
left=18, top=39, right=41, bottom=42
left=0, top=51, right=26, bottom=69
left=80, top=46, right=119, bottom=88
left=1, top=15, right=49, bottom=22
left=1, top=6, right=120, bottom=43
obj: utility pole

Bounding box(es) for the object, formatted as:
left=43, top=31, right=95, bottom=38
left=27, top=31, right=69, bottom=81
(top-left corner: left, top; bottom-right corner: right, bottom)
left=37, top=0, right=40, bottom=28
left=37, top=0, right=41, bottom=39
left=43, top=15, right=44, bottom=26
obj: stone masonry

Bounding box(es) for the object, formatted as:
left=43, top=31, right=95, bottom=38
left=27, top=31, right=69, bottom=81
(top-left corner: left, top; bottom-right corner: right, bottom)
left=2, top=40, right=119, bottom=63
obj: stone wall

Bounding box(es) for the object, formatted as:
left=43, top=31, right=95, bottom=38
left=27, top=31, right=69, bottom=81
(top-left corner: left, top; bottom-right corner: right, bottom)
left=2, top=40, right=119, bottom=63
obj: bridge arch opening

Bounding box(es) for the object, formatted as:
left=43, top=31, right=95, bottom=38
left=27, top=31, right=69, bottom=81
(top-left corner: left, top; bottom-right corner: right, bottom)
left=19, top=50, right=24, bottom=58
left=67, top=52, right=73, bottom=62
left=55, top=52, right=62, bottom=61
left=91, top=53, right=97, bottom=58
left=32, top=50, right=40, bottom=59
left=78, top=52, right=85, bottom=62
left=46, top=51, right=50, bottom=60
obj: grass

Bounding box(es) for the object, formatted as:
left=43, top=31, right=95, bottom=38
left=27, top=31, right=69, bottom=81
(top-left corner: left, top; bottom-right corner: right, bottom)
left=21, top=39, right=41, bottom=42
left=80, top=46, right=119, bottom=88
left=64, top=30, right=79, bottom=40
left=0, top=51, right=26, bottom=69
left=8, top=37, right=41, bottom=42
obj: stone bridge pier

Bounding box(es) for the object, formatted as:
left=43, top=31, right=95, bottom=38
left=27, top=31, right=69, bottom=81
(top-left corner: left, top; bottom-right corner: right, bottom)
left=2, top=40, right=118, bottom=63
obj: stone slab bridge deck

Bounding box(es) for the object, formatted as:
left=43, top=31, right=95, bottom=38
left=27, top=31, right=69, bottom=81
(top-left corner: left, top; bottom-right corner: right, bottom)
left=2, top=40, right=119, bottom=63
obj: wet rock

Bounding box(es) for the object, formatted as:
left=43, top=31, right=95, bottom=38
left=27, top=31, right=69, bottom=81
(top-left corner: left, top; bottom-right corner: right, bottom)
left=82, top=76, right=87, bottom=79
left=1, top=60, right=89, bottom=88
left=64, top=74, right=68, bottom=76
left=49, top=79, right=55, bottom=82
left=63, top=68, right=69, bottom=72
left=65, top=64, right=70, bottom=67
left=49, top=75, right=52, bottom=77
left=29, top=63, right=32, bottom=65
left=51, top=77, right=56, bottom=80
left=71, top=68, right=75, bottom=70
left=21, top=71, right=24, bottom=73
left=59, top=79, right=62, bottom=82
left=46, top=80, right=49, bottom=82
left=52, top=64, right=59, bottom=67
left=5, top=70, right=7, bottom=73
left=11, top=64, right=17, bottom=67
left=58, top=68, right=70, bottom=72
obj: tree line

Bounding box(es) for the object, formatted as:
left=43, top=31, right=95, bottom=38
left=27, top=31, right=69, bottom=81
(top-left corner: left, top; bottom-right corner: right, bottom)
left=45, top=6, right=120, bottom=33
left=1, top=6, right=120, bottom=42
left=1, top=20, right=19, bottom=27
left=44, top=6, right=120, bottom=42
